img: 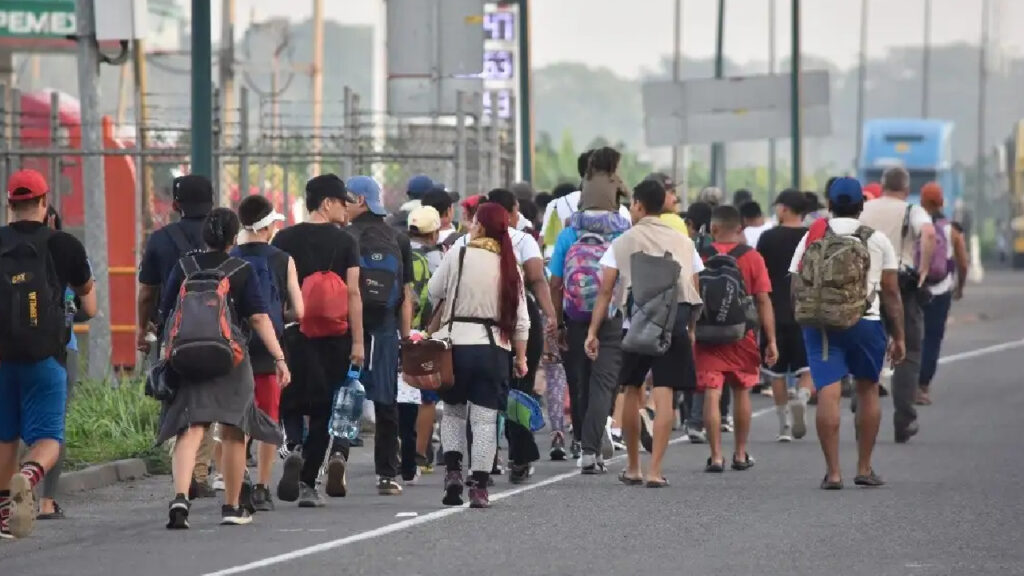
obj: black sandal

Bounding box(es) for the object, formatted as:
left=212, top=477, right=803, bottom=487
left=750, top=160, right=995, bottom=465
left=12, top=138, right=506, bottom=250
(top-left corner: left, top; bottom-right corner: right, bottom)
left=820, top=476, right=844, bottom=490
left=38, top=501, right=66, bottom=520
left=645, top=477, right=669, bottom=488
left=618, top=471, right=643, bottom=486
left=853, top=469, right=885, bottom=487
left=731, top=454, right=755, bottom=471
left=705, top=458, right=725, bottom=473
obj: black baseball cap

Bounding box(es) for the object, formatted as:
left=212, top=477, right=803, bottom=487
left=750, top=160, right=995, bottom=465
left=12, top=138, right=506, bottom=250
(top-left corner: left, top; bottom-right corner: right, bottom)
left=172, top=175, right=214, bottom=218
left=305, top=174, right=356, bottom=210
left=773, top=189, right=806, bottom=213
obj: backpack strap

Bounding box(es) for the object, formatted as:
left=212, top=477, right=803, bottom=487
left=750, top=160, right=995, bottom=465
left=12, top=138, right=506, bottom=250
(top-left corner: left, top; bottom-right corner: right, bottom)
left=698, top=245, right=718, bottom=261
left=167, top=224, right=199, bottom=256
left=898, top=204, right=913, bottom=266
left=727, top=244, right=753, bottom=260
left=216, top=257, right=248, bottom=279
left=180, top=255, right=200, bottom=277
left=852, top=225, right=874, bottom=245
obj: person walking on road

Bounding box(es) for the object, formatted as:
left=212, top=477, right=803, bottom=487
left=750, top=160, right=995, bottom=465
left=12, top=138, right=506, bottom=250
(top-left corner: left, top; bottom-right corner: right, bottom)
left=429, top=203, right=530, bottom=508
left=741, top=201, right=774, bottom=248
left=231, top=196, right=304, bottom=511
left=586, top=179, right=703, bottom=488
left=790, top=177, right=905, bottom=489
left=859, top=167, right=936, bottom=443
left=756, top=190, right=813, bottom=442
left=0, top=170, right=97, bottom=539
left=272, top=175, right=364, bottom=508
left=549, top=148, right=632, bottom=474
left=158, top=208, right=290, bottom=528
left=695, top=205, right=777, bottom=473
left=917, top=182, right=968, bottom=406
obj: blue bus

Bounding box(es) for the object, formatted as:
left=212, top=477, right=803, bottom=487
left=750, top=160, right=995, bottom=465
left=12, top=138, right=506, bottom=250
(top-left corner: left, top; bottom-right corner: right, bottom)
left=858, top=119, right=962, bottom=207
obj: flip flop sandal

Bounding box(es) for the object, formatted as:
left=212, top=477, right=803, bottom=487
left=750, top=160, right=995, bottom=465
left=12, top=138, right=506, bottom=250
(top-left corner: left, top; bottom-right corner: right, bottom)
left=37, top=501, right=66, bottom=520
left=705, top=458, right=725, bottom=473
left=618, top=471, right=643, bottom=486
left=853, top=470, right=886, bottom=487
left=820, top=476, right=844, bottom=490
left=645, top=477, right=669, bottom=488
left=731, top=454, right=755, bottom=471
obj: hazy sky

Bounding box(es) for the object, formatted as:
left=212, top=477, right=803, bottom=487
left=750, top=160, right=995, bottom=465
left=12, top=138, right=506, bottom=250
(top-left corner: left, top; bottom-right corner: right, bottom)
left=206, top=0, right=1022, bottom=77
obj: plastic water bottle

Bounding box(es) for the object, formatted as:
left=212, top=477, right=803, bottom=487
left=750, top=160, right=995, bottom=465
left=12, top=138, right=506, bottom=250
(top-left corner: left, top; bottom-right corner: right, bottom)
left=330, top=365, right=365, bottom=440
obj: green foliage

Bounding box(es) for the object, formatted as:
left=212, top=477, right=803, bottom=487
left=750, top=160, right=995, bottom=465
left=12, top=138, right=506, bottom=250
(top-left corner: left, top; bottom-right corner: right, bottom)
left=533, top=131, right=654, bottom=193
left=64, top=378, right=166, bottom=472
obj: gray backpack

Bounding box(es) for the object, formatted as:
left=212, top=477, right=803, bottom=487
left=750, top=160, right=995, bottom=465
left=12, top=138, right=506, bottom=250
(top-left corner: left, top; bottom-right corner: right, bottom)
left=621, top=251, right=681, bottom=356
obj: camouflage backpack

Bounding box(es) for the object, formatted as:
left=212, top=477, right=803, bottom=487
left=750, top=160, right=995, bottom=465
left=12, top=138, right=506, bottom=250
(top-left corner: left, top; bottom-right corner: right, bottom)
left=794, top=225, right=874, bottom=331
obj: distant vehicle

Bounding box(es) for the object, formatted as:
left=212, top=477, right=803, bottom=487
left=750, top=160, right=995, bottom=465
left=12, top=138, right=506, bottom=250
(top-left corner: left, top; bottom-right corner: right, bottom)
left=858, top=119, right=963, bottom=207
left=1006, top=120, right=1024, bottom=269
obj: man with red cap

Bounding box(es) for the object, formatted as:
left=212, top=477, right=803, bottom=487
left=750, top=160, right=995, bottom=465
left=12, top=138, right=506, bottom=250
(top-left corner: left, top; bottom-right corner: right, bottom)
left=0, top=170, right=97, bottom=538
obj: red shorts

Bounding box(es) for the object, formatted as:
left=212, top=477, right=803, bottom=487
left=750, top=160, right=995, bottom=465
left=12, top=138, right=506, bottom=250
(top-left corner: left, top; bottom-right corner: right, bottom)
left=253, top=373, right=280, bottom=422
left=697, top=370, right=760, bottom=392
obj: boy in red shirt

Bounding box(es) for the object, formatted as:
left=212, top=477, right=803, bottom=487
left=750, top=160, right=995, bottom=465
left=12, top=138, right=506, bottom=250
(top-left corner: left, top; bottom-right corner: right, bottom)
left=695, top=205, right=777, bottom=472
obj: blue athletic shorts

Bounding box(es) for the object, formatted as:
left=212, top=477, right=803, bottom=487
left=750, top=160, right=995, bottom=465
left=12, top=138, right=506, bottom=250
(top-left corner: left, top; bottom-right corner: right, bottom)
left=802, top=319, right=887, bottom=391
left=0, top=357, right=68, bottom=444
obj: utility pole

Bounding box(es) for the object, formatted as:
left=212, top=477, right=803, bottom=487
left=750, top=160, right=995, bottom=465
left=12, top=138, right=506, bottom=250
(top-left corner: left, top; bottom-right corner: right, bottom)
left=710, top=0, right=725, bottom=190
left=311, top=0, right=324, bottom=177
left=191, top=0, right=213, bottom=178
left=922, top=0, right=931, bottom=118
left=518, top=0, right=533, bottom=182
left=219, top=0, right=235, bottom=205
left=975, top=0, right=989, bottom=225
left=790, top=0, right=801, bottom=190
left=768, top=0, right=777, bottom=198
left=75, top=0, right=112, bottom=380
left=671, top=0, right=684, bottom=205
left=854, top=0, right=869, bottom=173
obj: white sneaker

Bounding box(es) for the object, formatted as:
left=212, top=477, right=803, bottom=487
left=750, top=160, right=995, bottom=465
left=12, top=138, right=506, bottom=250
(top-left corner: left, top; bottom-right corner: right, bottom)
left=211, top=473, right=225, bottom=491
left=721, top=415, right=735, bottom=433
left=777, top=425, right=793, bottom=443
left=790, top=396, right=808, bottom=440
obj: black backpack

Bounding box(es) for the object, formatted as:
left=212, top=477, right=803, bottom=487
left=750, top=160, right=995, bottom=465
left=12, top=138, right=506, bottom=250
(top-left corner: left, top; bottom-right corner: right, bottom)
left=352, top=222, right=404, bottom=311
left=0, top=226, right=68, bottom=362
left=696, top=245, right=758, bottom=344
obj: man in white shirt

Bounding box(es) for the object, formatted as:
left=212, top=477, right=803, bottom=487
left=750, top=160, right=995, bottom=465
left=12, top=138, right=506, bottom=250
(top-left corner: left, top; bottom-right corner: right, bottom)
left=858, top=166, right=936, bottom=444
left=740, top=200, right=774, bottom=247
left=789, top=177, right=906, bottom=489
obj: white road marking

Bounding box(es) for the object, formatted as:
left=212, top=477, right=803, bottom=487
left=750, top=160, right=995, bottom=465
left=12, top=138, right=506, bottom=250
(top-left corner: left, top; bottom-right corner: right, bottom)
left=200, top=340, right=1018, bottom=576
left=395, top=512, right=418, bottom=518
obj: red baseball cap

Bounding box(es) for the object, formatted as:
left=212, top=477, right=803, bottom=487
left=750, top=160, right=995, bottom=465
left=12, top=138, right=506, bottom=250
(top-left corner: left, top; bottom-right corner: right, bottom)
left=7, top=169, right=48, bottom=201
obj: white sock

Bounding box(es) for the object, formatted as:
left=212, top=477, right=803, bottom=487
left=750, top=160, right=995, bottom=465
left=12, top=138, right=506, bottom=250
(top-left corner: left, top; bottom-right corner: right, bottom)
left=776, top=404, right=790, bottom=430
left=797, top=387, right=811, bottom=405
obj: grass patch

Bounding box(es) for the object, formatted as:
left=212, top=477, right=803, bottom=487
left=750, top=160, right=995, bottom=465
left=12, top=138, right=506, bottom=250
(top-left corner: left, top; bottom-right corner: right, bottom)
left=64, top=378, right=168, bottom=472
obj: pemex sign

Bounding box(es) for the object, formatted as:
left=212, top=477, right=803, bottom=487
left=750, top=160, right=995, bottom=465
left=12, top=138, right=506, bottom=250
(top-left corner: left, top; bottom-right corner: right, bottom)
left=0, top=1, right=76, bottom=39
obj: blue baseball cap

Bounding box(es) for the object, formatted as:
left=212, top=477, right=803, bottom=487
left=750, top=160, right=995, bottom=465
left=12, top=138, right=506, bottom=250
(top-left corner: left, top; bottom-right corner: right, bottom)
left=827, top=177, right=864, bottom=206
left=407, top=175, right=435, bottom=200
left=347, top=175, right=387, bottom=216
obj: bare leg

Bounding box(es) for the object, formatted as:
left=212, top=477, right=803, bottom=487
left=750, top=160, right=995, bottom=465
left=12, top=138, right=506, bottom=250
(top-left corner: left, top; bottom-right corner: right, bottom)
left=855, top=379, right=881, bottom=476
left=771, top=377, right=789, bottom=409
left=621, top=386, right=643, bottom=477
left=172, top=426, right=206, bottom=496
left=415, top=404, right=436, bottom=458
left=257, top=441, right=277, bottom=487
left=219, top=425, right=246, bottom=508
left=816, top=381, right=842, bottom=482
left=611, top=392, right=624, bottom=430
left=646, top=388, right=674, bottom=481
left=0, top=441, right=19, bottom=492
left=732, top=386, right=752, bottom=461
left=704, top=388, right=724, bottom=464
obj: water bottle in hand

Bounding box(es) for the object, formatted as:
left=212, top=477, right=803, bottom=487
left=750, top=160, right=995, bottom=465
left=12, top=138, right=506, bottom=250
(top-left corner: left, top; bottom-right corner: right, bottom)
left=330, top=365, right=365, bottom=440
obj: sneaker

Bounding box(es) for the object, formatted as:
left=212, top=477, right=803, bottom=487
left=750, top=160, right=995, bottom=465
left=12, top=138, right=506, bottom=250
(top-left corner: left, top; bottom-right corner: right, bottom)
left=297, top=482, right=325, bottom=508
left=277, top=451, right=303, bottom=502
left=0, top=501, right=11, bottom=539
left=791, top=392, right=809, bottom=440
left=325, top=455, right=347, bottom=498
left=377, top=477, right=403, bottom=496
left=442, top=470, right=464, bottom=506
left=240, top=478, right=256, bottom=514
left=721, top=415, right=735, bottom=433
left=580, top=454, right=608, bottom=475
left=8, top=473, right=35, bottom=538
left=549, top=431, right=567, bottom=461
left=166, top=494, right=190, bottom=530
left=189, top=477, right=217, bottom=499
left=468, top=486, right=490, bottom=509
left=416, top=454, right=435, bottom=475
left=777, top=426, right=793, bottom=443
left=895, top=420, right=920, bottom=444
left=639, top=408, right=654, bottom=453
left=686, top=425, right=707, bottom=444
left=509, top=464, right=534, bottom=485
left=252, top=485, right=275, bottom=512
left=601, top=418, right=616, bottom=460
left=403, top=466, right=423, bottom=485
left=611, top=433, right=626, bottom=452
left=569, top=440, right=582, bottom=460
left=490, top=456, right=505, bottom=476
left=220, top=505, right=253, bottom=525
left=211, top=473, right=225, bottom=491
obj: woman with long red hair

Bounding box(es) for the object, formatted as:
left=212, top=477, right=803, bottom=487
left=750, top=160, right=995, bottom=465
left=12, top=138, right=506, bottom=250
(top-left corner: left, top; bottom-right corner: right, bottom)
left=427, top=202, right=530, bottom=508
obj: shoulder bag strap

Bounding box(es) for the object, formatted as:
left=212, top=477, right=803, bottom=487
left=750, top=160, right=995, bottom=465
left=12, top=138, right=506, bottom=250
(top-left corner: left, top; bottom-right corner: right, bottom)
left=167, top=225, right=196, bottom=255
left=445, top=247, right=468, bottom=335
left=899, top=204, right=912, bottom=267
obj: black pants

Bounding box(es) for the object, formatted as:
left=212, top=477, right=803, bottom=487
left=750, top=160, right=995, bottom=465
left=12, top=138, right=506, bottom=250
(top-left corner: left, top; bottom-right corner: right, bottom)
left=506, top=296, right=543, bottom=466
left=398, top=403, right=419, bottom=481
left=297, top=400, right=401, bottom=486
left=298, top=410, right=348, bottom=488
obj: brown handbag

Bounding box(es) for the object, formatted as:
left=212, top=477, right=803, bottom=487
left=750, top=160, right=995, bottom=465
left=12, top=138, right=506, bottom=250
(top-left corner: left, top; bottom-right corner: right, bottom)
left=401, top=247, right=466, bottom=391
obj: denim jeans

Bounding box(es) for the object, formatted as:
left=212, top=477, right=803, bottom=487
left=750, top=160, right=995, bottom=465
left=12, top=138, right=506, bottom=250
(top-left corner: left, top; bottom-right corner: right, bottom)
left=920, top=291, right=953, bottom=387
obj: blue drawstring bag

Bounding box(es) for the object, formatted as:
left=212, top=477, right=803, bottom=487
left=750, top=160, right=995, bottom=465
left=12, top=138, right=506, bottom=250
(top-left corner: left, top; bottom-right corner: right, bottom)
left=506, top=389, right=545, bottom=432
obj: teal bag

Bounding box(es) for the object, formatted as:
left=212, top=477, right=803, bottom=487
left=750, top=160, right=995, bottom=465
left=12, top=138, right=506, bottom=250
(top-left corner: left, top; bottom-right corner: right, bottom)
left=506, top=389, right=545, bottom=432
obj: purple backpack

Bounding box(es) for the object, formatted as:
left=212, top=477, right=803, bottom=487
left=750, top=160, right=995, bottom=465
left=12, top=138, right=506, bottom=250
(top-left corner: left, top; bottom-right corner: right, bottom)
left=562, top=212, right=630, bottom=322
left=917, top=217, right=952, bottom=284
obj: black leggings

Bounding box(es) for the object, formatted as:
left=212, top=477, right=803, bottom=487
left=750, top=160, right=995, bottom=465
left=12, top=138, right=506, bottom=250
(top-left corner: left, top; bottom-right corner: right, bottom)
left=505, top=297, right=542, bottom=466
left=398, top=403, right=419, bottom=481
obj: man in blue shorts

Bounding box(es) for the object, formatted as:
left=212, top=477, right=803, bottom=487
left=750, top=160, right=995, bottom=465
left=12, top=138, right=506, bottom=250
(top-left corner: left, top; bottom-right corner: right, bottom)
left=788, top=177, right=905, bottom=490
left=0, top=170, right=96, bottom=538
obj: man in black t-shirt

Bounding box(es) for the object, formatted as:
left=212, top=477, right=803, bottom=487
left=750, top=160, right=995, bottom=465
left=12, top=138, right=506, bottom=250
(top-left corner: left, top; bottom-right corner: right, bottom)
left=755, top=189, right=812, bottom=442
left=0, top=170, right=96, bottom=539
left=272, top=174, right=364, bottom=508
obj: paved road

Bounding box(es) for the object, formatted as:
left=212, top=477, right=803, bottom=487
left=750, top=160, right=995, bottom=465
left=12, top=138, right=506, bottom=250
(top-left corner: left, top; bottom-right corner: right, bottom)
left=4, top=272, right=1024, bottom=576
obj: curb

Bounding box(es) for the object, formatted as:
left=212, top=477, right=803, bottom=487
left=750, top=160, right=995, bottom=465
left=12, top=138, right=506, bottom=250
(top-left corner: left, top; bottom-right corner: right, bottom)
left=57, top=458, right=148, bottom=494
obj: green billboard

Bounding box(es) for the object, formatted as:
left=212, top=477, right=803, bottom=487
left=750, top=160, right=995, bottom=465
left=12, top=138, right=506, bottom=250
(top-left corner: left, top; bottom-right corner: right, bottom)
left=0, top=1, right=76, bottom=39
